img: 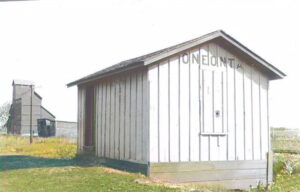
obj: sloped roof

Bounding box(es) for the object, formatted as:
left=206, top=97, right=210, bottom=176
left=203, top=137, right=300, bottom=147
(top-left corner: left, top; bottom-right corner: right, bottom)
left=67, top=30, right=285, bottom=87
left=41, top=106, right=56, bottom=119
left=13, top=79, right=34, bottom=86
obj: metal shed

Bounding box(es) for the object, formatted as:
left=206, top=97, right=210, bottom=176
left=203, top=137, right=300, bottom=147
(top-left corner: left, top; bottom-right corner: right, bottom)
left=67, top=30, right=285, bottom=189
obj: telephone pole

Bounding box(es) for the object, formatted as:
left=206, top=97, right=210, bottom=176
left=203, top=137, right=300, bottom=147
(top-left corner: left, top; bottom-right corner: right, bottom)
left=30, top=84, right=33, bottom=144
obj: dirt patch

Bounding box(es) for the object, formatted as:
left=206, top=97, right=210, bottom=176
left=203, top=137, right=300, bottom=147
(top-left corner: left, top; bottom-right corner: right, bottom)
left=101, top=167, right=131, bottom=175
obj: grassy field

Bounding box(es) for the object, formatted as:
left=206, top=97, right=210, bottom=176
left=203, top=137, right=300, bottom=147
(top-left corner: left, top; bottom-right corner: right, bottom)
left=0, top=135, right=231, bottom=192
left=0, top=130, right=300, bottom=192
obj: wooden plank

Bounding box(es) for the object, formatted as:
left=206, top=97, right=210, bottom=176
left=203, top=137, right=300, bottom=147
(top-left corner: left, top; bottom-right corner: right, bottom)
left=198, top=47, right=202, bottom=161
left=226, top=51, right=236, bottom=160
left=136, top=72, right=143, bottom=161
left=77, top=88, right=80, bottom=153
left=252, top=69, right=261, bottom=160
left=130, top=72, right=137, bottom=160
left=210, top=135, right=226, bottom=161
left=114, top=79, right=120, bottom=159
left=125, top=75, right=131, bottom=160
left=98, top=84, right=103, bottom=157
left=81, top=87, right=86, bottom=153
left=149, top=176, right=265, bottom=189
left=142, top=70, right=149, bottom=162
left=110, top=80, right=115, bottom=159
left=169, top=57, right=180, bottom=162
left=260, top=76, right=268, bottom=160
left=94, top=85, right=98, bottom=156
left=180, top=54, right=190, bottom=162
left=105, top=82, right=111, bottom=158
left=202, top=70, right=213, bottom=133
left=119, top=77, right=126, bottom=160
left=150, top=169, right=266, bottom=182
left=190, top=48, right=200, bottom=162
left=101, top=83, right=106, bottom=157
left=235, top=59, right=245, bottom=160
left=244, top=64, right=253, bottom=160
left=213, top=70, right=223, bottom=133
left=159, top=61, right=169, bottom=162
left=149, top=65, right=159, bottom=162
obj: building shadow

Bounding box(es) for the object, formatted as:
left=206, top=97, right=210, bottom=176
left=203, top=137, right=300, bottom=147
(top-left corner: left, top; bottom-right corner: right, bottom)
left=0, top=155, right=76, bottom=171
left=0, top=155, right=148, bottom=175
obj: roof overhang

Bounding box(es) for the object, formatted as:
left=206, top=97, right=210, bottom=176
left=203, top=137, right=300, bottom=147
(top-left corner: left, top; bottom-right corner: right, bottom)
left=67, top=30, right=285, bottom=87
left=143, top=31, right=286, bottom=80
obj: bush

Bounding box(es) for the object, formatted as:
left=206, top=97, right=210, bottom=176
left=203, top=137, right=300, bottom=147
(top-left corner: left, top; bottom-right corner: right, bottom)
left=273, top=153, right=300, bottom=178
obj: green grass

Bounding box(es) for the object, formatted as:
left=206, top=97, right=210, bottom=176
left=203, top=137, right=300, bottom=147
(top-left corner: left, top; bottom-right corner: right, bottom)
left=0, top=135, right=76, bottom=158
left=0, top=167, right=179, bottom=192
left=1, top=131, right=300, bottom=192
left=0, top=135, right=233, bottom=192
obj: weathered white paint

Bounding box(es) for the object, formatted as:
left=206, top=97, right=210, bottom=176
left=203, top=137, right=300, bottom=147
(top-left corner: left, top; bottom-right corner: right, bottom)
left=119, top=77, right=126, bottom=160
left=148, top=42, right=270, bottom=163
left=169, top=57, right=180, bottom=162
left=149, top=65, right=159, bottom=162
left=78, top=70, right=149, bottom=163
left=76, top=41, right=271, bottom=169
left=77, top=87, right=85, bottom=153
left=159, top=61, right=169, bottom=162
left=179, top=54, right=189, bottom=162
left=190, top=48, right=200, bottom=162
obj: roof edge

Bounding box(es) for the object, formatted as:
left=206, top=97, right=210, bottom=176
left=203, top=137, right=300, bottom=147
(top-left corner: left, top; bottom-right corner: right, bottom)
left=67, top=61, right=144, bottom=87
left=144, top=30, right=285, bottom=79
left=67, top=30, right=285, bottom=87
left=41, top=105, right=56, bottom=119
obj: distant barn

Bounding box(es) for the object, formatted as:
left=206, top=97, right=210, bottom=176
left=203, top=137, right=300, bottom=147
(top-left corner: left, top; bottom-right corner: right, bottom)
left=68, top=30, right=285, bottom=189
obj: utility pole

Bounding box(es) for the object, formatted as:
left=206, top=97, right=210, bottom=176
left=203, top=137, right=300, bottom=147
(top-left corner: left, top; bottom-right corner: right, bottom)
left=30, top=84, right=33, bottom=144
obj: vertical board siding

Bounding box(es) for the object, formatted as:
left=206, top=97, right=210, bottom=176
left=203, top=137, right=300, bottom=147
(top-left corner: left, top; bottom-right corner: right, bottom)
left=94, top=86, right=99, bottom=156
left=136, top=73, right=143, bottom=161
left=130, top=73, right=137, bottom=160
left=200, top=46, right=209, bottom=161
left=119, top=77, right=126, bottom=160
left=244, top=64, right=253, bottom=160
left=142, top=71, right=149, bottom=162
left=180, top=54, right=190, bottom=162
left=235, top=59, right=245, bottom=160
left=114, top=80, right=120, bottom=159
left=148, top=42, right=270, bottom=164
left=105, top=83, right=111, bottom=158
left=190, top=49, right=200, bottom=161
left=260, top=76, right=268, bottom=160
left=101, top=83, right=106, bottom=157
left=252, top=69, right=261, bottom=160
left=110, top=81, right=115, bottom=159
left=77, top=87, right=85, bottom=153
left=98, top=84, right=102, bottom=157
left=159, top=61, right=169, bottom=162
left=84, top=42, right=270, bottom=169
left=92, top=69, right=148, bottom=163
left=169, top=57, right=180, bottom=162
left=149, top=65, right=159, bottom=162
left=226, top=51, right=236, bottom=161
left=125, top=75, right=131, bottom=160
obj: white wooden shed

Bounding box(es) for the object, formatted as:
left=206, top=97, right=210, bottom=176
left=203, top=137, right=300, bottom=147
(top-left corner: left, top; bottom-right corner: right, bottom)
left=67, top=30, right=285, bottom=189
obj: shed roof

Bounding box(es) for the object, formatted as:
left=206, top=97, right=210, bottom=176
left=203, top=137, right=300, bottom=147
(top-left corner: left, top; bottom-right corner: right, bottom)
left=13, top=80, right=35, bottom=86
left=67, top=30, right=285, bottom=87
